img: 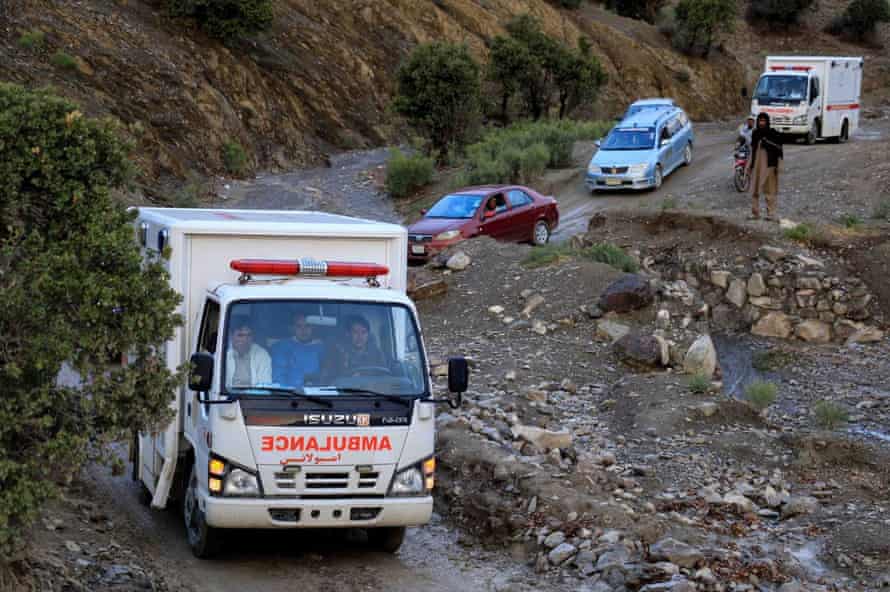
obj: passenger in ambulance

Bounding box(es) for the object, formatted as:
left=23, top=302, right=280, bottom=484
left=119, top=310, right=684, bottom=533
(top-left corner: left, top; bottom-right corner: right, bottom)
left=270, top=311, right=324, bottom=387
left=225, top=317, right=272, bottom=388
left=321, top=314, right=387, bottom=379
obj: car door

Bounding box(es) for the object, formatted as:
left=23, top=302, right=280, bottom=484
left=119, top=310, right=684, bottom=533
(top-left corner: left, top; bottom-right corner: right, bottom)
left=667, top=116, right=684, bottom=171
left=506, top=189, right=536, bottom=241
left=657, top=120, right=673, bottom=171
left=478, top=193, right=513, bottom=240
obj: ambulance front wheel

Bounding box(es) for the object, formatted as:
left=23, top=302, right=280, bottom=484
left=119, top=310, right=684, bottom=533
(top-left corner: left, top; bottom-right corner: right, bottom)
left=184, top=463, right=224, bottom=559
left=368, top=526, right=406, bottom=553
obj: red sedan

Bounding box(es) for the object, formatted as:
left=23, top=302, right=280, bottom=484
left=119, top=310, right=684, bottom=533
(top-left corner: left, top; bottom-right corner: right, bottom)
left=406, top=185, right=559, bottom=263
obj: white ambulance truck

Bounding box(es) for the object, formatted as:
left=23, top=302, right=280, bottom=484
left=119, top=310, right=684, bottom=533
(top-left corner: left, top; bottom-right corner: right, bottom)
left=132, top=208, right=467, bottom=558
left=750, top=56, right=863, bottom=145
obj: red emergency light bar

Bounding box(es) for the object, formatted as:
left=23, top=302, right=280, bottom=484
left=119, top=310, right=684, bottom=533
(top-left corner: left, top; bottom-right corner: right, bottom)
left=230, top=258, right=389, bottom=278
left=770, top=66, right=812, bottom=71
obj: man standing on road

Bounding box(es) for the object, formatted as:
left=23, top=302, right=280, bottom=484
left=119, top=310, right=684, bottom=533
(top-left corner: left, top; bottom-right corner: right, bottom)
left=748, top=112, right=784, bottom=221
left=736, top=115, right=755, bottom=150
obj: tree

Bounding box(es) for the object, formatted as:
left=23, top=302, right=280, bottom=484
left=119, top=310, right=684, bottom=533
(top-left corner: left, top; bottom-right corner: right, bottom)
left=672, top=0, right=736, bottom=57
left=0, top=83, right=182, bottom=556
left=393, top=42, right=481, bottom=158
left=605, top=0, right=667, bottom=23
left=747, top=0, right=815, bottom=29
left=827, top=0, right=890, bottom=41
left=167, top=0, right=273, bottom=41
left=488, top=15, right=606, bottom=121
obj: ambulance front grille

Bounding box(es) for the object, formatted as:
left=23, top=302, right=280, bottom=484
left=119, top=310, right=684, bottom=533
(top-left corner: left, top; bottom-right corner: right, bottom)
left=272, top=470, right=381, bottom=492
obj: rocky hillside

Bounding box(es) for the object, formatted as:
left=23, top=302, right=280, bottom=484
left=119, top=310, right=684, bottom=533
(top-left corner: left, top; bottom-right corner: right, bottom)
left=2, top=0, right=747, bottom=195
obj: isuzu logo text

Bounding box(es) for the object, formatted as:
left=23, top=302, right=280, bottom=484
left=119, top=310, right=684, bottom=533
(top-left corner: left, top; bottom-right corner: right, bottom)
left=302, top=413, right=371, bottom=426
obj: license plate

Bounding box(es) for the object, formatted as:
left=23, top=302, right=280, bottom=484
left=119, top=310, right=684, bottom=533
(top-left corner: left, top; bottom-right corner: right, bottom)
left=411, top=245, right=425, bottom=255
left=606, top=178, right=622, bottom=186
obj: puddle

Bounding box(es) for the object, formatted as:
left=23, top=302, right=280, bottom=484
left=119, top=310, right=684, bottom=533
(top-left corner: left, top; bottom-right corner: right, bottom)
left=849, top=427, right=890, bottom=443
left=712, top=333, right=766, bottom=398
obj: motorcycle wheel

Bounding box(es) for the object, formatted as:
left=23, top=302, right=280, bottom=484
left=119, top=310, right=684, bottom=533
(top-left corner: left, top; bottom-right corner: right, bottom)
left=734, top=167, right=749, bottom=193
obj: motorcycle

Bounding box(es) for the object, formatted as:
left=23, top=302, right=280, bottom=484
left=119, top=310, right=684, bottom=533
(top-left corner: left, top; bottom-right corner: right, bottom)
left=733, top=144, right=750, bottom=192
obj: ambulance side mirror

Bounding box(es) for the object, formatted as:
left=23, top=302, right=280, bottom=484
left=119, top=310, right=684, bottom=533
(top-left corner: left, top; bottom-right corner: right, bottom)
left=447, top=357, right=468, bottom=409
left=189, top=352, right=214, bottom=393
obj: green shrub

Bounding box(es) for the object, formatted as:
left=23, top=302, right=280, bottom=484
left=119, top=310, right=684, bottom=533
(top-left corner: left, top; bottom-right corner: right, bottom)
left=605, top=0, right=667, bottom=23
left=522, top=244, right=570, bottom=268
left=814, top=400, right=849, bottom=430
left=688, top=373, right=711, bottom=394
left=873, top=197, right=890, bottom=221
left=221, top=140, right=249, bottom=176
left=393, top=42, right=481, bottom=159
left=752, top=349, right=792, bottom=372
left=385, top=149, right=434, bottom=198
left=579, top=243, right=639, bottom=272
left=839, top=213, right=863, bottom=228
left=827, top=0, right=890, bottom=41
left=672, top=0, right=736, bottom=57
left=0, top=83, right=181, bottom=556
left=745, top=381, right=778, bottom=411
left=747, top=0, right=815, bottom=28
left=167, top=0, right=273, bottom=40
left=51, top=51, right=77, bottom=70
left=18, top=29, right=46, bottom=50
left=783, top=223, right=812, bottom=242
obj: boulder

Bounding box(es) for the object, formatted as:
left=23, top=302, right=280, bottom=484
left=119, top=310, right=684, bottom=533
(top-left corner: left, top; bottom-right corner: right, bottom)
left=596, top=319, right=631, bottom=342
left=752, top=312, right=793, bottom=339
left=585, top=303, right=604, bottom=319
left=548, top=542, right=577, bottom=565
left=407, top=269, right=447, bottom=301
left=759, top=245, right=786, bottom=263
left=781, top=496, right=820, bottom=519
left=712, top=304, right=745, bottom=331
left=543, top=531, right=566, bottom=549
left=726, top=278, right=747, bottom=308
left=613, top=333, right=664, bottom=368
left=521, top=294, right=546, bottom=317
left=656, top=309, right=671, bottom=330
left=599, top=275, right=654, bottom=313
left=747, top=273, right=767, bottom=297
left=710, top=270, right=731, bottom=288
left=846, top=326, right=884, bottom=345
left=511, top=425, right=572, bottom=450
left=795, top=320, right=832, bottom=343
left=445, top=251, right=471, bottom=271
left=683, top=335, right=717, bottom=377
left=833, top=319, right=862, bottom=342
left=649, top=538, right=704, bottom=568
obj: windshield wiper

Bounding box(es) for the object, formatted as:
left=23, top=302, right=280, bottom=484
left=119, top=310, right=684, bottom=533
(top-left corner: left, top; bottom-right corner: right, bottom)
left=317, top=387, right=413, bottom=407
left=227, top=386, right=333, bottom=408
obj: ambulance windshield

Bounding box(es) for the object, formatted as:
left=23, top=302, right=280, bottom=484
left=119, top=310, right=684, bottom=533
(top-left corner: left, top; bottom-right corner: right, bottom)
left=221, top=300, right=428, bottom=397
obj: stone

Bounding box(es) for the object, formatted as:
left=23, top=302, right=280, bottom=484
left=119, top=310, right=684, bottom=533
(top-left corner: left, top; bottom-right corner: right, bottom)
left=511, top=425, right=572, bottom=450
left=749, top=296, right=781, bottom=310
left=656, top=309, right=671, bottom=330
left=778, top=583, right=806, bottom=592
left=613, top=333, right=664, bottom=368
left=796, top=254, right=825, bottom=269
left=761, top=485, right=783, bottom=508
left=781, top=495, right=820, bottom=519
left=846, top=326, right=884, bottom=345
left=649, top=537, right=704, bottom=568
left=585, top=303, right=604, bottom=319
left=445, top=251, right=471, bottom=271
left=834, top=319, right=862, bottom=341
left=796, top=290, right=817, bottom=308
left=683, top=335, right=717, bottom=378
left=548, top=542, right=577, bottom=565
left=752, top=312, right=793, bottom=339
left=796, top=277, right=823, bottom=290
left=832, top=302, right=849, bottom=316
left=596, top=319, right=631, bottom=342
left=521, top=294, right=546, bottom=317
left=407, top=269, right=448, bottom=301
left=696, top=402, right=718, bottom=417
left=640, top=579, right=696, bottom=592
left=488, top=305, right=505, bottom=315
left=543, top=531, right=566, bottom=548
left=596, top=545, right=630, bottom=569
left=747, top=273, right=767, bottom=297
left=795, top=320, right=832, bottom=343
left=759, top=246, right=786, bottom=262
left=724, top=493, right=756, bottom=514
left=710, top=270, right=731, bottom=288
left=712, top=304, right=745, bottom=331
left=531, top=320, right=548, bottom=335
left=65, top=540, right=82, bottom=554
left=599, top=275, right=654, bottom=313
left=726, top=278, right=747, bottom=308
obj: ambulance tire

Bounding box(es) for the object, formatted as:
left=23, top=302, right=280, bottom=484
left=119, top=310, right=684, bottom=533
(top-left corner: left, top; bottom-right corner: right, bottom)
left=368, top=526, right=406, bottom=553
left=184, top=463, right=223, bottom=559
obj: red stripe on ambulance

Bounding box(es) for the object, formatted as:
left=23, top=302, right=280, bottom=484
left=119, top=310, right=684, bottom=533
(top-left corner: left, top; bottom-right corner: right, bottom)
left=261, top=434, right=393, bottom=452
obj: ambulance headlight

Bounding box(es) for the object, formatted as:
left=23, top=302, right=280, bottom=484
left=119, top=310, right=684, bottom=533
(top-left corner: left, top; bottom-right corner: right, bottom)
left=388, top=467, right=425, bottom=496
left=223, top=468, right=261, bottom=497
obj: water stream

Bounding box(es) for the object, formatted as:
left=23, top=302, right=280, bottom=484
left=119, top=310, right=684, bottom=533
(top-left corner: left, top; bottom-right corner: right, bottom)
left=711, top=333, right=766, bottom=398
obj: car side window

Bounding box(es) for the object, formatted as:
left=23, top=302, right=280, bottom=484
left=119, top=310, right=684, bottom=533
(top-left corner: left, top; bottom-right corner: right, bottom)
left=508, top=190, right=533, bottom=208
left=198, top=299, right=221, bottom=354
left=483, top=194, right=508, bottom=217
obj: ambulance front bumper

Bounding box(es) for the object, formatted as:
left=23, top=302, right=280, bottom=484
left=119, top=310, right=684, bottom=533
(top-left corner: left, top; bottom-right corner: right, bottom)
left=202, top=494, right=433, bottom=529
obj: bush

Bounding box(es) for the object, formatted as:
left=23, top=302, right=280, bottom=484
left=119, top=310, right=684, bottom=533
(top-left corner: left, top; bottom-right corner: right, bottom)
left=579, top=243, right=639, bottom=272
left=605, top=0, right=667, bottom=23
left=783, top=223, right=812, bottom=242
left=0, top=83, right=181, bottom=556
left=827, top=0, right=890, bottom=41
left=522, top=244, right=570, bottom=268
left=747, top=0, right=815, bottom=28
left=50, top=51, right=77, bottom=70
left=814, top=400, right=849, bottom=430
left=464, top=119, right=610, bottom=184
left=167, top=0, right=273, bottom=40
left=672, top=0, right=736, bottom=57
left=385, top=149, right=434, bottom=198
left=745, top=381, right=778, bottom=411
left=222, top=140, right=249, bottom=176
left=393, top=42, right=481, bottom=159
left=839, top=213, right=863, bottom=228
left=18, top=30, right=45, bottom=50
left=688, top=373, right=711, bottom=394
left=752, top=349, right=792, bottom=371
